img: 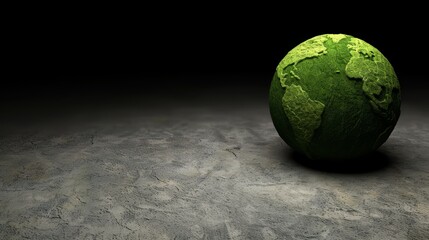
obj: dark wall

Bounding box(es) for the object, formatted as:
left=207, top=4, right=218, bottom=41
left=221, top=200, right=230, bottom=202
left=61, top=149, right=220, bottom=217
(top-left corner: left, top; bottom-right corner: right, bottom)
left=26, top=21, right=422, bottom=78
left=5, top=5, right=426, bottom=99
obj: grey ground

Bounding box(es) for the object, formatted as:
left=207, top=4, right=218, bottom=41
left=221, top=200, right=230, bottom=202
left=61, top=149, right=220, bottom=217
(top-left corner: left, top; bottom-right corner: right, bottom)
left=1, top=78, right=428, bottom=239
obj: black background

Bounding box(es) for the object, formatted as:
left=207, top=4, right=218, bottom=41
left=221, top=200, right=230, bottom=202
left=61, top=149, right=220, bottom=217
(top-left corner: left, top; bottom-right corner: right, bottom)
left=4, top=5, right=427, bottom=99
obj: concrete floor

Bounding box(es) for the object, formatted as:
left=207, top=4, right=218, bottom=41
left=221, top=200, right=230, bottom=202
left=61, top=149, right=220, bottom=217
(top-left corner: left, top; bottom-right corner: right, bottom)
left=1, top=77, right=428, bottom=239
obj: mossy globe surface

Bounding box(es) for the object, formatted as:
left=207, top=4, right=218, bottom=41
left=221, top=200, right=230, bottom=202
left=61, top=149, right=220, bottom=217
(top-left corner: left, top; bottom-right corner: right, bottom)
left=269, top=34, right=401, bottom=160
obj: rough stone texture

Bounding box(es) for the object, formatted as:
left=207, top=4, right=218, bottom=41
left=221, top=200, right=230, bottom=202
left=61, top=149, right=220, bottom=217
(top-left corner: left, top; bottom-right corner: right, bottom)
left=0, top=78, right=428, bottom=239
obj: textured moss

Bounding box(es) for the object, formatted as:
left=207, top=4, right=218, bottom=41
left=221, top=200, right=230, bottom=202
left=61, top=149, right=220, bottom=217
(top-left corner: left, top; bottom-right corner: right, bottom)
left=282, top=84, right=325, bottom=148
left=276, top=35, right=328, bottom=87
left=346, top=38, right=400, bottom=115
left=269, top=34, right=401, bottom=160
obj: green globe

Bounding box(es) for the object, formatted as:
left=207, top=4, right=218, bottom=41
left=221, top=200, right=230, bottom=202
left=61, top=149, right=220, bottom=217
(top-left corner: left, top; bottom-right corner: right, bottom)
left=269, top=33, right=401, bottom=160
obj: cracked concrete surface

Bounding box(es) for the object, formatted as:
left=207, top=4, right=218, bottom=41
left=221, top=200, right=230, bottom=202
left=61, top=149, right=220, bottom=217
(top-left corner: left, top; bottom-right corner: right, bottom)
left=1, top=79, right=428, bottom=239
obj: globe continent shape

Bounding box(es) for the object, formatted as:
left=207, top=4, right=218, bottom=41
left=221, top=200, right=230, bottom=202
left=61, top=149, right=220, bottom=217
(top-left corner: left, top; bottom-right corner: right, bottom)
left=269, top=33, right=401, bottom=160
